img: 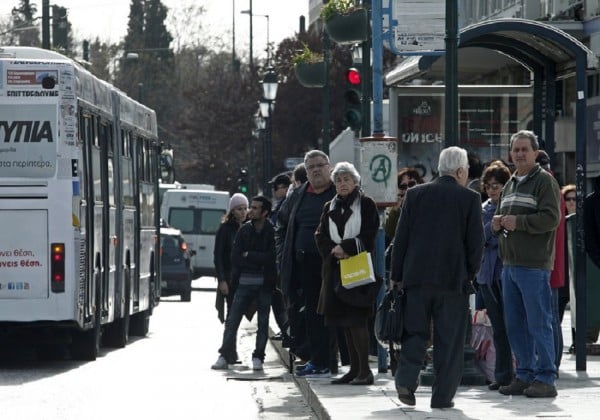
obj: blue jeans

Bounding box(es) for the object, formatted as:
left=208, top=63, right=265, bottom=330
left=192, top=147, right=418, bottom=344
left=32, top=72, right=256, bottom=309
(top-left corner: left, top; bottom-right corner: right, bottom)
left=219, top=284, right=272, bottom=363
left=502, top=266, right=556, bottom=385
left=480, top=282, right=514, bottom=384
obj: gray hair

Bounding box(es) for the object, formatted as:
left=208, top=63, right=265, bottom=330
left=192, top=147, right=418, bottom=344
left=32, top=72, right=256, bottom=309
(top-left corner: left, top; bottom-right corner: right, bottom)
left=330, top=161, right=361, bottom=184
left=438, top=146, right=469, bottom=175
left=510, top=129, right=539, bottom=151
left=304, top=149, right=329, bottom=164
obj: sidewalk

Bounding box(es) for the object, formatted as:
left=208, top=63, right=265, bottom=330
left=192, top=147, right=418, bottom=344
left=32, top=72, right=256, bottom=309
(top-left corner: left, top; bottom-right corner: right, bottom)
left=270, top=314, right=600, bottom=419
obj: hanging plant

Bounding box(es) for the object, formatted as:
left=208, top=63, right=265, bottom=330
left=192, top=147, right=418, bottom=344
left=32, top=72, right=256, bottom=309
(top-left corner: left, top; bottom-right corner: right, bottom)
left=321, top=0, right=369, bottom=45
left=293, top=46, right=326, bottom=88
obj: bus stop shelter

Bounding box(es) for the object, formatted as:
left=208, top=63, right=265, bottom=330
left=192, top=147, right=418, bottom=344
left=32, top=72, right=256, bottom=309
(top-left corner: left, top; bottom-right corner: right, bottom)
left=385, top=18, right=599, bottom=370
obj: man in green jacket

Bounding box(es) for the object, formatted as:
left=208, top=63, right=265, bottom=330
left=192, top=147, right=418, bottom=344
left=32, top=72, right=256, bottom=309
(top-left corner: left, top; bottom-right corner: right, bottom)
left=492, top=130, right=561, bottom=398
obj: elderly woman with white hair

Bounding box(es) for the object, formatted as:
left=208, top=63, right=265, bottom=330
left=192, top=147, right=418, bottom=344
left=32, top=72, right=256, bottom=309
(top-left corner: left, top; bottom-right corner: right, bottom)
left=315, top=161, right=380, bottom=386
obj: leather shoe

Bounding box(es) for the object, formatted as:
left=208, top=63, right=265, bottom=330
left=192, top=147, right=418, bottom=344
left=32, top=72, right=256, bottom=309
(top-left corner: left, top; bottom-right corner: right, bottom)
left=431, top=401, right=454, bottom=409
left=396, top=386, right=416, bottom=406
left=350, top=373, right=374, bottom=385
left=331, top=372, right=357, bottom=384
left=488, top=382, right=508, bottom=391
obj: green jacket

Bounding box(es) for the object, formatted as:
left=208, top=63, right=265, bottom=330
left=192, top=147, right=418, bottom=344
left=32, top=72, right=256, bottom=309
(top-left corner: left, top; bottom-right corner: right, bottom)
left=495, top=165, right=560, bottom=270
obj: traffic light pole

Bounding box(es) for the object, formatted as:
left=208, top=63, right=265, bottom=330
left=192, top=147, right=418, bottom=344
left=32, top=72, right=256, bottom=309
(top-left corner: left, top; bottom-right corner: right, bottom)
left=42, top=0, right=50, bottom=49
left=361, top=1, right=372, bottom=138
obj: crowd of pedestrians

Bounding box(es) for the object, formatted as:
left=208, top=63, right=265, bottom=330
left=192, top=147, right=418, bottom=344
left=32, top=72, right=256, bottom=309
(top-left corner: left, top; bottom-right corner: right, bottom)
left=209, top=130, right=599, bottom=409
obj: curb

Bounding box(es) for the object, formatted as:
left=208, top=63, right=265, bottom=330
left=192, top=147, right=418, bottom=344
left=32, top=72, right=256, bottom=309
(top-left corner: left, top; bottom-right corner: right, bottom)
left=269, top=327, right=332, bottom=420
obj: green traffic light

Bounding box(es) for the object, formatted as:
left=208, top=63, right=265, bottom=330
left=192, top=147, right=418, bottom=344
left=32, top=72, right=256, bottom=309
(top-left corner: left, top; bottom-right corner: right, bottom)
left=239, top=185, right=248, bottom=193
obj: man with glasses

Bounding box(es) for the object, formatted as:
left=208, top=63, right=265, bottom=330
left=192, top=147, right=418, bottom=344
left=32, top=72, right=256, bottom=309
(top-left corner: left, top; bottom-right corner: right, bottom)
left=492, top=130, right=561, bottom=398
left=275, top=150, right=336, bottom=377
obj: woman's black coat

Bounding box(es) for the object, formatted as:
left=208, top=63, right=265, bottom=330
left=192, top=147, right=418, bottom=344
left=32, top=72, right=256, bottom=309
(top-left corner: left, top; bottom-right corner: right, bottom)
left=315, top=191, right=380, bottom=327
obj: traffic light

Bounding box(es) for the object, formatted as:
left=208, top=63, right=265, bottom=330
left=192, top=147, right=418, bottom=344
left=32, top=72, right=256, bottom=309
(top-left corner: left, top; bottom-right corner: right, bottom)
left=237, top=168, right=248, bottom=194
left=344, top=65, right=362, bottom=131
left=52, top=5, right=69, bottom=50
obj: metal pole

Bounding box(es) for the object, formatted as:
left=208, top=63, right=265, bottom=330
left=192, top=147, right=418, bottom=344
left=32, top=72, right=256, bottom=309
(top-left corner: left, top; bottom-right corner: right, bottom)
left=444, top=0, right=459, bottom=147
left=42, top=0, right=50, bottom=49
left=371, top=0, right=383, bottom=135
left=574, top=51, right=588, bottom=371
left=249, top=0, right=254, bottom=70
left=361, top=2, right=372, bottom=137
left=232, top=0, right=236, bottom=69
left=322, top=31, right=330, bottom=155
left=265, top=103, right=273, bottom=197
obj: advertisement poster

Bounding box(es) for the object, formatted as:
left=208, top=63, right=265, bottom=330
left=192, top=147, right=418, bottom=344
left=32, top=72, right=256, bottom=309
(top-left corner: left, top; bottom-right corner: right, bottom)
left=0, top=104, right=57, bottom=178
left=392, top=86, right=533, bottom=179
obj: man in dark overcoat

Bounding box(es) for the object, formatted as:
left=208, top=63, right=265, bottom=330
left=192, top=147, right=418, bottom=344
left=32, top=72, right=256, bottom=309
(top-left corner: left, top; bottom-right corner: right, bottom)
left=391, top=146, right=484, bottom=409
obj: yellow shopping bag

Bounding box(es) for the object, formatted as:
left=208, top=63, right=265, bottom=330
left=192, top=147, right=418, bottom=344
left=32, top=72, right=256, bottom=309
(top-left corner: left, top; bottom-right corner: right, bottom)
left=339, top=251, right=376, bottom=289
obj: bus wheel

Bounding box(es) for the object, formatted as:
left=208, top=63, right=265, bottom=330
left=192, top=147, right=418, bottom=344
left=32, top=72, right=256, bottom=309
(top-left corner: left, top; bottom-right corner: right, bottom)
left=129, top=310, right=149, bottom=336
left=71, top=273, right=102, bottom=360
left=103, top=267, right=131, bottom=348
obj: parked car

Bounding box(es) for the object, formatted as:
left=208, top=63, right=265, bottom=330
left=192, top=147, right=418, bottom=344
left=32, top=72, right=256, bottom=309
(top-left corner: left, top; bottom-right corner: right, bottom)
left=160, top=226, right=194, bottom=301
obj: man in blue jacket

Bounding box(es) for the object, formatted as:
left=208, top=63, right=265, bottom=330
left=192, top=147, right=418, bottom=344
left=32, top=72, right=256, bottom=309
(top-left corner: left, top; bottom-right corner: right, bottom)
left=211, top=196, right=276, bottom=371
left=391, top=146, right=484, bottom=409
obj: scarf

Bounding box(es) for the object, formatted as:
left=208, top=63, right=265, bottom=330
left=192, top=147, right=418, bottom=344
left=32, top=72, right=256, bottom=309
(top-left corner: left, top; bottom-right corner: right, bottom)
left=328, top=188, right=361, bottom=244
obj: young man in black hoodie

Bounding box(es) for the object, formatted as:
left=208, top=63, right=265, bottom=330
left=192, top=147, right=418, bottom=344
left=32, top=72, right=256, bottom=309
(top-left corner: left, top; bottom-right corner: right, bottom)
left=212, top=196, right=276, bottom=371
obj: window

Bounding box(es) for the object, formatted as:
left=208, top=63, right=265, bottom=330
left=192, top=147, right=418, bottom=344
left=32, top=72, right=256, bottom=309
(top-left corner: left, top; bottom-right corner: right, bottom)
left=167, top=208, right=225, bottom=235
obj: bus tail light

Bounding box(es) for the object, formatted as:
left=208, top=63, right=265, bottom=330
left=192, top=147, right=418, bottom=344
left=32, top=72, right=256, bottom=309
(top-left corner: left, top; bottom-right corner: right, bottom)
left=51, top=243, right=65, bottom=293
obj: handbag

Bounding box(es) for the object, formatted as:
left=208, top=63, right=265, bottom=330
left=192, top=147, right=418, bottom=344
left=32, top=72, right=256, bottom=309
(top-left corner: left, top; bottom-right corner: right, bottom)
left=374, top=288, right=405, bottom=346
left=339, top=251, right=376, bottom=289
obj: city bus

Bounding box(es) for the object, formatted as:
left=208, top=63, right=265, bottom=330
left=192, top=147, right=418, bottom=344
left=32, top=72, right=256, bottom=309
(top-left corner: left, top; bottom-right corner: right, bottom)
left=0, top=46, right=161, bottom=360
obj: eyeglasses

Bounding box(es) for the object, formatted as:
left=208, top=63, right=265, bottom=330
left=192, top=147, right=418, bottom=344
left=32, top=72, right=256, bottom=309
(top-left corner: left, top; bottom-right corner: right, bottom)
left=272, top=184, right=287, bottom=191
left=399, top=180, right=417, bottom=190
left=565, top=196, right=576, bottom=202
left=306, top=162, right=328, bottom=171
left=484, top=183, right=503, bottom=191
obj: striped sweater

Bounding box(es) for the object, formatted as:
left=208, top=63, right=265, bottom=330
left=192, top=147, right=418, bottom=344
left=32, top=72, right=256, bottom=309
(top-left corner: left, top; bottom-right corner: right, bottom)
left=495, top=165, right=561, bottom=270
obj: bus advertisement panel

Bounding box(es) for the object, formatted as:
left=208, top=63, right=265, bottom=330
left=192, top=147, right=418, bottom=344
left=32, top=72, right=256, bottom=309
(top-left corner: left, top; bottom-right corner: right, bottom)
left=0, top=104, right=57, bottom=178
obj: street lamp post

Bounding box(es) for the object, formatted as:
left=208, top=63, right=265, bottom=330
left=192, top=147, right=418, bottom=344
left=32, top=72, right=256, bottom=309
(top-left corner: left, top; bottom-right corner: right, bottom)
left=260, top=67, right=278, bottom=197
left=240, top=0, right=253, bottom=69
left=241, top=6, right=270, bottom=65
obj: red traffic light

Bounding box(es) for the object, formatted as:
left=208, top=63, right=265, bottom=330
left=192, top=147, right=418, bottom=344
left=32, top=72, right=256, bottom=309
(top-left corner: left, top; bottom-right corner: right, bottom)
left=346, top=67, right=361, bottom=85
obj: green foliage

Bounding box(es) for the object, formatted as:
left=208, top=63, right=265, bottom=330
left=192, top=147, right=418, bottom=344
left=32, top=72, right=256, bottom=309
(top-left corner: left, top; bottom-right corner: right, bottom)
left=320, top=0, right=359, bottom=22
left=292, top=45, right=323, bottom=65
left=8, top=0, right=40, bottom=46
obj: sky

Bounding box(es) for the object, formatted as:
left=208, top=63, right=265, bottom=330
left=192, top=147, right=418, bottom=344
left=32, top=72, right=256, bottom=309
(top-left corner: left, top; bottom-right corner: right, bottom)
left=0, top=0, right=309, bottom=58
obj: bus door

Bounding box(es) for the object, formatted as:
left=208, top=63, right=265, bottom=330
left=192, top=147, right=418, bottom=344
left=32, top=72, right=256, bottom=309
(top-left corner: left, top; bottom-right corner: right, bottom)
left=78, top=110, right=97, bottom=322
left=99, top=119, right=117, bottom=320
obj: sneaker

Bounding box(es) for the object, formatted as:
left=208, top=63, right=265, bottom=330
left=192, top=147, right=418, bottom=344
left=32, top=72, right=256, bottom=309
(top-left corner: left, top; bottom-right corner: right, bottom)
left=295, top=362, right=331, bottom=378
left=523, top=380, right=557, bottom=398
left=211, top=355, right=228, bottom=370
left=252, top=357, right=263, bottom=371
left=499, top=378, right=530, bottom=395
left=295, top=362, right=309, bottom=372
left=270, top=332, right=283, bottom=340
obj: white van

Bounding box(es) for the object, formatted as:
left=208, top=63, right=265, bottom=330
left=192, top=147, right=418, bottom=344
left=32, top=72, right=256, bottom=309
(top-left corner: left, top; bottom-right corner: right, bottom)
left=160, top=189, right=230, bottom=277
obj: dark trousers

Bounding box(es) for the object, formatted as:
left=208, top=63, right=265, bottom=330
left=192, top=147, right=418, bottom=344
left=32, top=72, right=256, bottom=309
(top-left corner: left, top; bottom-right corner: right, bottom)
left=271, top=288, right=289, bottom=332
left=395, top=288, right=469, bottom=406
left=219, top=284, right=272, bottom=363
left=294, top=255, right=330, bottom=368
left=480, top=283, right=514, bottom=384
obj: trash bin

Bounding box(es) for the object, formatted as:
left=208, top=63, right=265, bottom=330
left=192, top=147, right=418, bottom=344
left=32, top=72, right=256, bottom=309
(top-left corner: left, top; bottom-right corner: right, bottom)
left=566, top=214, right=600, bottom=330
